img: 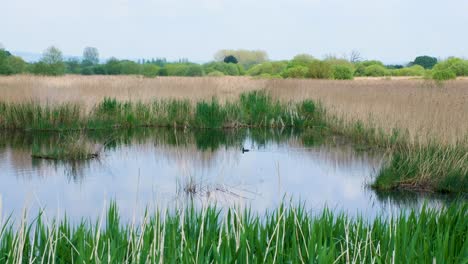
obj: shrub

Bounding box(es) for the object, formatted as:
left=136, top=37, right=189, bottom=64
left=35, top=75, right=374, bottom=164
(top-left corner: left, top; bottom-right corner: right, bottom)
left=355, top=60, right=384, bottom=76
left=307, top=60, right=333, bottom=79
left=81, top=67, right=94, bottom=75
left=119, top=61, right=141, bottom=75
left=207, top=71, right=224, bottom=77
left=184, top=64, right=204, bottom=76
left=432, top=69, right=456, bottom=81
left=247, top=61, right=288, bottom=76
left=165, top=63, right=203, bottom=76
left=105, top=58, right=122, bottom=75
left=393, top=65, right=426, bottom=76
left=141, top=64, right=160, bottom=77
left=290, top=54, right=315, bottom=66
left=363, top=64, right=389, bottom=77
left=332, top=65, right=354, bottom=79
left=433, top=57, right=468, bottom=77
left=31, top=61, right=65, bottom=76
left=282, top=66, right=308, bottom=78
left=203, top=62, right=241, bottom=76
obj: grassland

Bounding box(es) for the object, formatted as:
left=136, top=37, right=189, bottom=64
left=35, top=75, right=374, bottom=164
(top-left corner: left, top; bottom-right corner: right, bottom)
left=0, top=202, right=466, bottom=264
left=0, top=75, right=467, bottom=193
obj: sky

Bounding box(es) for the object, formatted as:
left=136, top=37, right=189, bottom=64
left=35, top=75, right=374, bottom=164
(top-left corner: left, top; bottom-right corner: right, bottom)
left=1, top=0, right=467, bottom=63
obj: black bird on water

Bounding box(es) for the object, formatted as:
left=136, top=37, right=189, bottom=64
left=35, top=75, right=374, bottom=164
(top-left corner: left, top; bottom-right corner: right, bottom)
left=242, top=147, right=250, bottom=153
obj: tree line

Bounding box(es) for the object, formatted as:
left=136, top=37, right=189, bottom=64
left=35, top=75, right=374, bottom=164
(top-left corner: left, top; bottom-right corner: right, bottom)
left=0, top=45, right=467, bottom=80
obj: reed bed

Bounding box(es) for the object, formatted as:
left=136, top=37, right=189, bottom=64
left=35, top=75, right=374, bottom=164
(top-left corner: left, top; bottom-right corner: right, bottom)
left=0, top=90, right=466, bottom=192
left=1, top=75, right=467, bottom=144
left=1, top=76, right=467, bottom=192
left=0, top=91, right=325, bottom=130
left=0, top=202, right=466, bottom=264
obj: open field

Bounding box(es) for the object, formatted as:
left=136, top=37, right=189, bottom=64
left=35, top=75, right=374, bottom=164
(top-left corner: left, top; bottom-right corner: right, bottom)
left=1, top=75, right=467, bottom=144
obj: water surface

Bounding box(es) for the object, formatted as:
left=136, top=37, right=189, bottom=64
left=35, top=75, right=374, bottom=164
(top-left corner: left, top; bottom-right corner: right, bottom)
left=0, top=129, right=457, bottom=221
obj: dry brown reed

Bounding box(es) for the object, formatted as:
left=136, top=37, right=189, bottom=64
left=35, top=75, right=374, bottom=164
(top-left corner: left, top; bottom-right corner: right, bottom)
left=1, top=75, right=466, bottom=144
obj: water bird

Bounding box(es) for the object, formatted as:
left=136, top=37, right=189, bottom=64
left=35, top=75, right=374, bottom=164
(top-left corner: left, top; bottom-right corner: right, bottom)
left=242, top=147, right=250, bottom=153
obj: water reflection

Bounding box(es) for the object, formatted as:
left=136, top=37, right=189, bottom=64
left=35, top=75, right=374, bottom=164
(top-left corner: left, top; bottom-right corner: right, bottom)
left=0, top=128, right=462, bottom=222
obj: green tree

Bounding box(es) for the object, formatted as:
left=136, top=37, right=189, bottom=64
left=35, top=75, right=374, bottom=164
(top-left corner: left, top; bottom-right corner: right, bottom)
left=332, top=65, right=354, bottom=79
left=141, top=64, right=160, bottom=77
left=119, top=60, right=141, bottom=75
left=223, top=55, right=238, bottom=64
left=282, top=66, right=308, bottom=78
left=65, top=58, right=81, bottom=74
left=412, top=56, right=437, bottom=69
left=363, top=64, right=389, bottom=77
left=290, top=54, right=315, bottom=66
left=0, top=48, right=13, bottom=74
left=35, top=46, right=65, bottom=75
left=203, top=62, right=242, bottom=76
left=105, top=58, right=122, bottom=75
left=82, top=47, right=99, bottom=66
left=6, top=56, right=27, bottom=74
left=214, top=49, right=268, bottom=69
left=308, top=60, right=333, bottom=79
left=247, top=61, right=288, bottom=76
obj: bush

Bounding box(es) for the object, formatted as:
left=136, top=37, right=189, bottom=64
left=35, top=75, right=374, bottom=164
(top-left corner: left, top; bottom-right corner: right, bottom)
left=282, top=66, right=308, bottom=78
left=290, top=54, right=315, bottom=66
left=433, top=58, right=468, bottom=77
left=105, top=58, right=122, bottom=75
left=393, top=65, right=425, bottom=76
left=165, top=63, right=202, bottom=76
left=363, top=64, right=389, bottom=77
left=184, top=64, right=204, bottom=76
left=141, top=64, right=160, bottom=77
left=355, top=60, right=384, bottom=76
left=203, top=62, right=241, bottom=76
left=120, top=61, right=141, bottom=75
left=432, top=69, right=456, bottom=81
left=307, top=60, right=333, bottom=79
left=0, top=55, right=27, bottom=75
left=81, top=67, right=94, bottom=75
left=247, top=62, right=288, bottom=76
left=332, top=65, right=354, bottom=80
left=207, top=71, right=225, bottom=77
left=31, top=61, right=65, bottom=76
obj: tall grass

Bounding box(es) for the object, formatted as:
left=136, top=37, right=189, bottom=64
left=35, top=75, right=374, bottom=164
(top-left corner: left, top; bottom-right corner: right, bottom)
left=0, top=202, right=466, bottom=263
left=373, top=143, right=468, bottom=193
left=0, top=91, right=326, bottom=130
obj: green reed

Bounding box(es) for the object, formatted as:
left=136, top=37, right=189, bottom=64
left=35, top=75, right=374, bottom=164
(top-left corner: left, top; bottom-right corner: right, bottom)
left=0, top=202, right=466, bottom=264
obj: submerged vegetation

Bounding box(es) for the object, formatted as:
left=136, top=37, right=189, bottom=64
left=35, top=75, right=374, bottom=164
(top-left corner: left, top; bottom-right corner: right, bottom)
left=0, top=202, right=466, bottom=263
left=0, top=90, right=466, bottom=193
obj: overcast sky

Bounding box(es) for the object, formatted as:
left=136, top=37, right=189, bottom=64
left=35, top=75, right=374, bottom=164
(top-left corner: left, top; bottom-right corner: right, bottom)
left=1, top=0, right=467, bottom=63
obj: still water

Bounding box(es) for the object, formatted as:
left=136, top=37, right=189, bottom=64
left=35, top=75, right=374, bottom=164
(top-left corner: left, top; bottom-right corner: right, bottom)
left=0, top=129, right=455, bottom=221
